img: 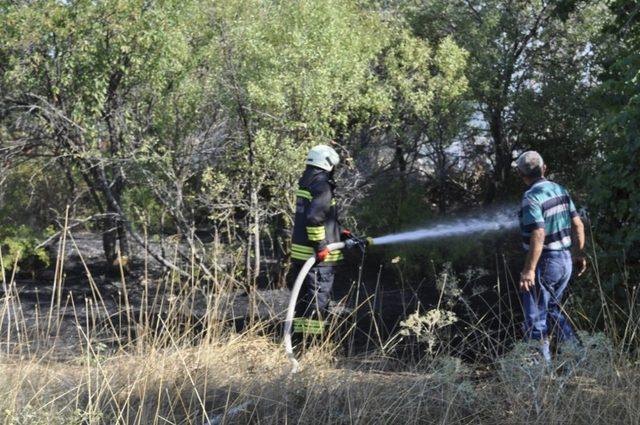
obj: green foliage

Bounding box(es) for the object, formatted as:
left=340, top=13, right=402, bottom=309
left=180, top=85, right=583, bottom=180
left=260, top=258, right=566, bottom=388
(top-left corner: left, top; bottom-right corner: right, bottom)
left=403, top=0, right=609, bottom=199
left=354, top=178, right=491, bottom=280
left=356, top=178, right=433, bottom=235
left=1, top=0, right=473, bottom=269
left=591, top=0, right=640, bottom=262
left=209, top=0, right=389, bottom=137
left=198, top=0, right=397, bottom=232
left=0, top=0, right=211, bottom=262
left=0, top=0, right=634, bottom=336
left=371, top=28, right=470, bottom=151
left=1, top=0, right=195, bottom=133
left=0, top=225, right=52, bottom=272
left=121, top=185, right=168, bottom=234
left=0, top=162, right=67, bottom=272
left=582, top=2, right=640, bottom=331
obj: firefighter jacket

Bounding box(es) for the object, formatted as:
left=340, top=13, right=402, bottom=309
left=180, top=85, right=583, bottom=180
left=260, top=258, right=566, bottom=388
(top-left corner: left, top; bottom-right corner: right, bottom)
left=291, top=166, right=343, bottom=266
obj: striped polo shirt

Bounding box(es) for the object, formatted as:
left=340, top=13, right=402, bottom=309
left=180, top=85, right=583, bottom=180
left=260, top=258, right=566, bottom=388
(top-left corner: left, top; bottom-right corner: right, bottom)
left=519, top=178, right=579, bottom=251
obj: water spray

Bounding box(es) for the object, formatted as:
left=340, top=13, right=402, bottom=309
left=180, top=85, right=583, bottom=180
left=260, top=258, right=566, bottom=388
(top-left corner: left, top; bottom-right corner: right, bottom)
left=284, top=209, right=518, bottom=373
left=370, top=210, right=518, bottom=246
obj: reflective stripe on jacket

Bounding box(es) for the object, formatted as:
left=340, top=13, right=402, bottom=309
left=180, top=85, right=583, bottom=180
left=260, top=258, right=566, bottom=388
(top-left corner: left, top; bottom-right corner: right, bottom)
left=291, top=166, right=343, bottom=266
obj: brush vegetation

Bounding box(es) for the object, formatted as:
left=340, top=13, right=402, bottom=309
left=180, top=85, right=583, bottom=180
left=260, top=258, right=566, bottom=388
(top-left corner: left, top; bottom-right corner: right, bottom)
left=1, top=0, right=639, bottom=423
left=0, top=236, right=639, bottom=424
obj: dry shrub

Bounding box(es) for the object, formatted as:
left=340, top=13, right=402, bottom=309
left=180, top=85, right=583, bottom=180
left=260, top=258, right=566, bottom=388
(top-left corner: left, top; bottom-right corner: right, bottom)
left=0, top=243, right=638, bottom=424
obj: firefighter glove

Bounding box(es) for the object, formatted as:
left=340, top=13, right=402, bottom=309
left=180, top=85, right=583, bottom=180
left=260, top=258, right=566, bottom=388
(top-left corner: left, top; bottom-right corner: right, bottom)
left=315, top=247, right=330, bottom=262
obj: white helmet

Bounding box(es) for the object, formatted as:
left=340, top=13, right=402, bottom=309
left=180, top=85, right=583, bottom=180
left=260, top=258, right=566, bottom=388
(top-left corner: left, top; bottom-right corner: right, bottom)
left=306, top=145, right=340, bottom=172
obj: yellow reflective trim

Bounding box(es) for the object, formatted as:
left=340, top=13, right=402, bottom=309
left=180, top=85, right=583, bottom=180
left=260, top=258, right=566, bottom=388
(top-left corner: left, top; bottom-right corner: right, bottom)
left=290, top=248, right=342, bottom=259
left=331, top=199, right=336, bottom=206
left=326, top=251, right=343, bottom=261
left=291, top=253, right=343, bottom=261
left=306, top=225, right=326, bottom=241
left=291, top=252, right=312, bottom=260
left=291, top=244, right=314, bottom=254
left=291, top=244, right=343, bottom=262
left=293, top=318, right=325, bottom=335
left=296, top=189, right=312, bottom=200
left=294, top=318, right=324, bottom=327
left=306, top=231, right=325, bottom=236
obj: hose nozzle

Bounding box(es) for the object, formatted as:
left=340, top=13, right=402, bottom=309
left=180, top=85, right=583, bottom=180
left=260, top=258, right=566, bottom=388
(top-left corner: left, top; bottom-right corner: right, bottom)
left=344, top=235, right=371, bottom=250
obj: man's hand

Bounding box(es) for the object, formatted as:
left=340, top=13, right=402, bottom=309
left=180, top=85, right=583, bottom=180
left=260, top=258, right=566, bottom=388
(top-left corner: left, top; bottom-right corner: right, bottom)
left=520, top=228, right=544, bottom=292
left=573, top=255, right=587, bottom=277
left=571, top=216, right=586, bottom=277
left=520, top=269, right=536, bottom=292
left=315, top=247, right=330, bottom=263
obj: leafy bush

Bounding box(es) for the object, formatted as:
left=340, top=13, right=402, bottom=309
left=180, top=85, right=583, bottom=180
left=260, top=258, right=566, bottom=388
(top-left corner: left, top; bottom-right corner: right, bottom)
left=0, top=225, right=51, bottom=272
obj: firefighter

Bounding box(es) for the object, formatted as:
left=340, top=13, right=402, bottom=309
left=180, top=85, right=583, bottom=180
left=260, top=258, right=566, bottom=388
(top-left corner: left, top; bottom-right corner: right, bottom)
left=290, top=144, right=349, bottom=338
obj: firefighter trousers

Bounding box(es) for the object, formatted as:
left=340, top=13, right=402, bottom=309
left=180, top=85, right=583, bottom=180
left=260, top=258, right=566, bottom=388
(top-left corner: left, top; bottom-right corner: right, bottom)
left=289, top=263, right=335, bottom=320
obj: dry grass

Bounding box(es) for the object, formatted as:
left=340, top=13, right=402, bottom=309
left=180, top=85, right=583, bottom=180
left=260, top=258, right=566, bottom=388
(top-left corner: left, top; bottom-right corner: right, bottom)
left=0, top=232, right=639, bottom=424
left=0, top=332, right=638, bottom=424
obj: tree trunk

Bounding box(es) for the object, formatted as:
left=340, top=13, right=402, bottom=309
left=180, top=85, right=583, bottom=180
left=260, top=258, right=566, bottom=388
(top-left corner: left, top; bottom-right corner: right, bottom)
left=394, top=138, right=407, bottom=229
left=486, top=108, right=510, bottom=204
left=250, top=188, right=260, bottom=284
left=274, top=211, right=291, bottom=288
left=102, top=213, right=118, bottom=266
left=102, top=63, right=130, bottom=269
left=101, top=170, right=130, bottom=271
left=435, top=144, right=448, bottom=214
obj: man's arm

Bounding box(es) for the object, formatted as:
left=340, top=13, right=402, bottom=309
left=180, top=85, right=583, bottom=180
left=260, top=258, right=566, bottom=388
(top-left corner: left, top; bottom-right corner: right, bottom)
left=520, top=228, right=545, bottom=291
left=571, top=215, right=587, bottom=276
left=306, top=182, right=331, bottom=261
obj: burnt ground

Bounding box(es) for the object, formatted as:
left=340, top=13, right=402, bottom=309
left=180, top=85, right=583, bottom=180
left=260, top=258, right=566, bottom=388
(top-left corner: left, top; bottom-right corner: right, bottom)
left=0, top=233, right=525, bottom=363
left=0, top=233, right=296, bottom=358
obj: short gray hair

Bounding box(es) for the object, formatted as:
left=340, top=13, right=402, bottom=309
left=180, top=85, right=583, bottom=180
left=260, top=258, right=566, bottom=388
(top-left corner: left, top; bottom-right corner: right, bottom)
left=512, top=151, right=544, bottom=178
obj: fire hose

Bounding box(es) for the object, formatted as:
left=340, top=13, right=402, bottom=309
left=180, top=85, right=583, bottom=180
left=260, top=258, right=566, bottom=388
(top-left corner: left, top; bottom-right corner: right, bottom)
left=283, top=236, right=371, bottom=373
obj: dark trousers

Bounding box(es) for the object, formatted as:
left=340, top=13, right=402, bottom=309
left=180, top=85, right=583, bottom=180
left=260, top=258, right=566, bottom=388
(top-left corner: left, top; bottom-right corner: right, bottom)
left=521, top=250, right=577, bottom=343
left=289, top=263, right=336, bottom=319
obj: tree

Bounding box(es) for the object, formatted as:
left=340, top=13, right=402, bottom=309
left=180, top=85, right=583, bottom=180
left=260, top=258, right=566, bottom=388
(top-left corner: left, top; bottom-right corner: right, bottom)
left=403, top=0, right=607, bottom=202
left=0, top=0, right=201, bottom=271
left=364, top=31, right=470, bottom=221
left=592, top=0, right=640, bottom=262
left=203, top=0, right=390, bottom=284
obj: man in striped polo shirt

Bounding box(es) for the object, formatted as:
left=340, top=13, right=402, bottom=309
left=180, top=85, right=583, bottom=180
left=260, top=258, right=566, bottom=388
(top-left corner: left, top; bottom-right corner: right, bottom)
left=514, top=151, right=587, bottom=362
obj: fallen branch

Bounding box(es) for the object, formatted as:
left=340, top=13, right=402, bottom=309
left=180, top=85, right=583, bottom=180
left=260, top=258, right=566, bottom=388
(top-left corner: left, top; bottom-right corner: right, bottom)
left=35, top=213, right=119, bottom=250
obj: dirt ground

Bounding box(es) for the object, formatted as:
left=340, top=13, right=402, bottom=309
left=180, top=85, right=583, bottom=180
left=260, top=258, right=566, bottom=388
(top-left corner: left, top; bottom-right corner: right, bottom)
left=1, top=233, right=520, bottom=362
